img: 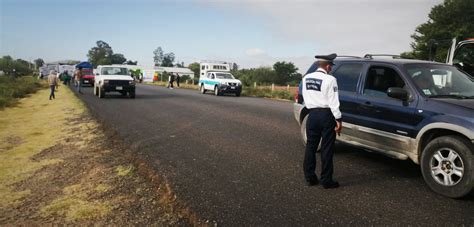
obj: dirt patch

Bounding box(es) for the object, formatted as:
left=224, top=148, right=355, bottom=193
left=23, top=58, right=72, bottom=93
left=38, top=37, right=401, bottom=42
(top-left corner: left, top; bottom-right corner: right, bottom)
left=0, top=87, right=203, bottom=225
left=0, top=136, right=24, bottom=152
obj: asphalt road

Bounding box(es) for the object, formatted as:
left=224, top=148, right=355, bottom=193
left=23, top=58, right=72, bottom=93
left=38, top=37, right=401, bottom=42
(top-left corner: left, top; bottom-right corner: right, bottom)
left=75, top=84, right=473, bottom=226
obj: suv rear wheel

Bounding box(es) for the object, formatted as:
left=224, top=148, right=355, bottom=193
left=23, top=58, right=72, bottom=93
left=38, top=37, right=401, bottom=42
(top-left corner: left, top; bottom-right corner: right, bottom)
left=301, top=114, right=321, bottom=150
left=214, top=86, right=220, bottom=96
left=421, top=135, right=473, bottom=198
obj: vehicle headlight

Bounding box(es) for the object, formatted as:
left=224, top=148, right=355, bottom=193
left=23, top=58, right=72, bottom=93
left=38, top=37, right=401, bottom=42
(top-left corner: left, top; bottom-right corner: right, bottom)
left=103, top=80, right=109, bottom=84
left=129, top=80, right=135, bottom=85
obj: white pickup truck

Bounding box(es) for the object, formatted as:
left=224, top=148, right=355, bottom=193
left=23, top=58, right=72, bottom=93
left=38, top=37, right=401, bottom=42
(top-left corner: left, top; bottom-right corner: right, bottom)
left=93, top=65, right=136, bottom=98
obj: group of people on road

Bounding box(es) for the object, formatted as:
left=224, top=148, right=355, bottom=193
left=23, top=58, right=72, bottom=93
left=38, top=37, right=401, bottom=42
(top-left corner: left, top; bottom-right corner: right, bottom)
left=166, top=72, right=180, bottom=89
left=47, top=67, right=84, bottom=100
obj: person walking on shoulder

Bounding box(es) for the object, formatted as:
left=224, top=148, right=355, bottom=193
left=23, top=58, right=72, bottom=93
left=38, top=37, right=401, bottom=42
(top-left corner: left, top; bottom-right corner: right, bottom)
left=75, top=67, right=83, bottom=94
left=48, top=70, right=59, bottom=100
left=302, top=53, right=342, bottom=189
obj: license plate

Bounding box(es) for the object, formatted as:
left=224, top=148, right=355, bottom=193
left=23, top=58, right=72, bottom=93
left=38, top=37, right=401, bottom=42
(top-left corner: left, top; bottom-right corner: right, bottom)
left=231, top=86, right=235, bottom=89
left=84, top=80, right=89, bottom=83
left=116, top=86, right=123, bottom=90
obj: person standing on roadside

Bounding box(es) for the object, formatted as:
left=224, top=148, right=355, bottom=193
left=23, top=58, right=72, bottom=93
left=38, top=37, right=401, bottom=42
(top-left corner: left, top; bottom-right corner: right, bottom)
left=167, top=72, right=175, bottom=89
left=48, top=70, right=59, bottom=100
left=302, top=53, right=342, bottom=189
left=75, top=67, right=83, bottom=94
left=176, top=73, right=180, bottom=88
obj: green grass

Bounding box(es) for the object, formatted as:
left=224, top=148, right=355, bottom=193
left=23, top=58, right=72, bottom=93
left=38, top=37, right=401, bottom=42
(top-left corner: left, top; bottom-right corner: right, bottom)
left=0, top=76, right=46, bottom=108
left=145, top=82, right=294, bottom=100
left=242, top=87, right=293, bottom=100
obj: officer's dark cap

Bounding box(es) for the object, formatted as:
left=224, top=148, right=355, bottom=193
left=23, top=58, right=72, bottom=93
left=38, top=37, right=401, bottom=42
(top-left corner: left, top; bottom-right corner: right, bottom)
left=315, top=53, right=337, bottom=65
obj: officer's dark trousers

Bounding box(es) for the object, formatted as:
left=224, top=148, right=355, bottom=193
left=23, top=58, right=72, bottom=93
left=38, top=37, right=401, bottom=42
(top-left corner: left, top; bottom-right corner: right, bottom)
left=49, top=85, right=55, bottom=100
left=304, top=108, right=336, bottom=184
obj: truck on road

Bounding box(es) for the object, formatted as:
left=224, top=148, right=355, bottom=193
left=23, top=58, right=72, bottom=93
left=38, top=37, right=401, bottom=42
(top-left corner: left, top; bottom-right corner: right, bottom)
left=198, top=61, right=242, bottom=96
left=93, top=65, right=136, bottom=98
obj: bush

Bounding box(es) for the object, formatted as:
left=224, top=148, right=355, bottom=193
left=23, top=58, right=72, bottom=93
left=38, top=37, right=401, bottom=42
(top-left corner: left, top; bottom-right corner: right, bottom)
left=242, top=87, right=293, bottom=100
left=0, top=76, right=46, bottom=108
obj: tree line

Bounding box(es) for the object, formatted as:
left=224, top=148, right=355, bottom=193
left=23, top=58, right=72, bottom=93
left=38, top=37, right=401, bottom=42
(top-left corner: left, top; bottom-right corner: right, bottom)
left=402, top=0, right=474, bottom=62
left=0, top=56, right=34, bottom=77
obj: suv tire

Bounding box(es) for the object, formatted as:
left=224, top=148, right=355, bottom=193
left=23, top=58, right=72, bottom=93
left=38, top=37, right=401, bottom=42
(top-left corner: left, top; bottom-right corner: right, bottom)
left=300, top=114, right=322, bottom=151
left=214, top=86, right=220, bottom=96
left=129, top=90, right=135, bottom=99
left=421, top=135, right=473, bottom=198
left=200, top=84, right=206, bottom=94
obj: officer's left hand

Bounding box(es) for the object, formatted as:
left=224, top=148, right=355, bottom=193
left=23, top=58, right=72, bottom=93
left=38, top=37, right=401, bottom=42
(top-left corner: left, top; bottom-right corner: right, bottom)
left=335, top=121, right=342, bottom=136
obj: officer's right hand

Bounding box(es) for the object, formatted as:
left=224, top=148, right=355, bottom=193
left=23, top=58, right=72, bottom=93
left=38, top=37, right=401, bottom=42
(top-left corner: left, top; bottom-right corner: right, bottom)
left=335, top=121, right=342, bottom=136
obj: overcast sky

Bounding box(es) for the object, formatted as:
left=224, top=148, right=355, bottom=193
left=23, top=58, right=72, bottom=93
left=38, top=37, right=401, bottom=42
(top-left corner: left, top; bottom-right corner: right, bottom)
left=0, top=0, right=443, bottom=72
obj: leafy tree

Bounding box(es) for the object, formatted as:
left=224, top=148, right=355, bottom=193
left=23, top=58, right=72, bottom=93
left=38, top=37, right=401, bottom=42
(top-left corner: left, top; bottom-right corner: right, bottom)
left=87, top=40, right=113, bottom=66
left=153, top=47, right=164, bottom=66
left=162, top=52, right=175, bottom=67
left=176, top=61, right=185, bottom=68
left=34, top=58, right=44, bottom=68
left=188, top=62, right=200, bottom=79
left=125, top=60, right=138, bottom=65
left=402, top=0, right=474, bottom=62
left=110, top=53, right=127, bottom=64
left=273, top=61, right=298, bottom=85
left=232, top=63, right=239, bottom=71
left=0, top=56, right=33, bottom=76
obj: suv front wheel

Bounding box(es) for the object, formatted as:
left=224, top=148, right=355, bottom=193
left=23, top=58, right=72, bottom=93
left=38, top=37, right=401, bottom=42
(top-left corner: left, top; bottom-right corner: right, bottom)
left=421, top=135, right=473, bottom=198
left=200, top=84, right=206, bottom=94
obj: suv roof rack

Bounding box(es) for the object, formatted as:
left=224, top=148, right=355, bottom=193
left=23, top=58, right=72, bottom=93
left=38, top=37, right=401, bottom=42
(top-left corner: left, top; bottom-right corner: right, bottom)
left=336, top=55, right=362, bottom=59
left=364, top=54, right=403, bottom=59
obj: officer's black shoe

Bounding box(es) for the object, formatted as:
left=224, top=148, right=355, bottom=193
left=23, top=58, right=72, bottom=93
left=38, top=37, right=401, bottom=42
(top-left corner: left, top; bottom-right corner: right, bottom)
left=305, top=178, right=319, bottom=186
left=322, top=180, right=339, bottom=189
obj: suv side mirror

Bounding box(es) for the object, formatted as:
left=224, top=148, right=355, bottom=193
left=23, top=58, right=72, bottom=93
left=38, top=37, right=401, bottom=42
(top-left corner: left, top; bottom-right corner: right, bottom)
left=387, top=87, right=408, bottom=101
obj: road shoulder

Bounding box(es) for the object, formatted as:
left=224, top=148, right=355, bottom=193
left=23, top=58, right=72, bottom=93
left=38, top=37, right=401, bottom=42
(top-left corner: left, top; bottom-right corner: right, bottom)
left=0, top=86, right=195, bottom=225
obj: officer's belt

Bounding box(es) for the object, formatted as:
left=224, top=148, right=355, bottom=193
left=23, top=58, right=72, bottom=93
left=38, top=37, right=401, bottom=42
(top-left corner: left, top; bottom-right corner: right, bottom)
left=309, top=108, right=331, bottom=111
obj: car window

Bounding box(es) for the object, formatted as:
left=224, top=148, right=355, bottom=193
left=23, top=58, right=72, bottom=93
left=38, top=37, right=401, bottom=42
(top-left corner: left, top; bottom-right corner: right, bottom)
left=216, top=73, right=234, bottom=79
left=405, top=63, right=474, bottom=97
left=211, top=73, right=215, bottom=79
left=332, top=63, right=363, bottom=92
left=363, top=66, right=406, bottom=98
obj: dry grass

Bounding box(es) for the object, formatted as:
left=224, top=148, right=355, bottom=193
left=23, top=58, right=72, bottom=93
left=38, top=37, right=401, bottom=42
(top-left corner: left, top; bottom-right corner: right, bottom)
left=0, top=87, right=84, bottom=208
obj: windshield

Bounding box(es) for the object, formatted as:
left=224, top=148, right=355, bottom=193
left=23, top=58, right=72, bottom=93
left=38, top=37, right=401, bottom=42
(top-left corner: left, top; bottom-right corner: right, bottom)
left=215, top=73, right=234, bottom=79
left=101, top=67, right=129, bottom=76
left=405, top=64, right=474, bottom=98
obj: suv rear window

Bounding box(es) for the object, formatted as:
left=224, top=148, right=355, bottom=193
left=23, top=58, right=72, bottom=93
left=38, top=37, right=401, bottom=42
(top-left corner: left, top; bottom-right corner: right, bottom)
left=332, top=63, right=363, bottom=92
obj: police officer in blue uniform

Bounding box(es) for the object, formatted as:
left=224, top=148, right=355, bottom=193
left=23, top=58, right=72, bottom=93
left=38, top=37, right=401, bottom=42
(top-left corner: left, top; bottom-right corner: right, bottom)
left=302, top=53, right=342, bottom=189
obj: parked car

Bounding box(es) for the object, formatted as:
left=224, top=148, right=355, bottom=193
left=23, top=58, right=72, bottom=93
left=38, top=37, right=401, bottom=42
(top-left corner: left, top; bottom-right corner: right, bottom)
left=93, top=65, right=135, bottom=98
left=294, top=55, right=474, bottom=198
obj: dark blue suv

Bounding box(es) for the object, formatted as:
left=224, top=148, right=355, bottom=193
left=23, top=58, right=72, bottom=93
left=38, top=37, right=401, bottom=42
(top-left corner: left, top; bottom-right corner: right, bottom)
left=294, top=56, right=474, bottom=198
